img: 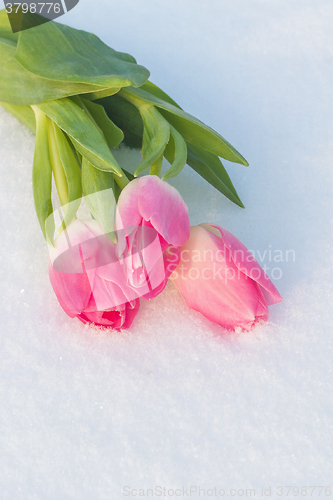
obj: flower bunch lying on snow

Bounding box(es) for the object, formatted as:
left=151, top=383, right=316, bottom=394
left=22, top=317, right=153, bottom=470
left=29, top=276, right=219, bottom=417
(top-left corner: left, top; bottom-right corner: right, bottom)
left=48, top=176, right=282, bottom=331
left=0, top=10, right=282, bottom=331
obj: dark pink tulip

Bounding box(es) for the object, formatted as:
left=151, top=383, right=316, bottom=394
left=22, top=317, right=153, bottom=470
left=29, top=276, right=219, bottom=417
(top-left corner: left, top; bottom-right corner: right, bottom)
left=49, top=219, right=140, bottom=330
left=171, top=223, right=283, bottom=331
left=116, top=175, right=191, bottom=299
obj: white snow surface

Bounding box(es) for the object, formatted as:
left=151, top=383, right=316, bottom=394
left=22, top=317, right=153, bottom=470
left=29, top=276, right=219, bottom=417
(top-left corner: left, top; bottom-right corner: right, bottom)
left=1, top=1, right=333, bottom=498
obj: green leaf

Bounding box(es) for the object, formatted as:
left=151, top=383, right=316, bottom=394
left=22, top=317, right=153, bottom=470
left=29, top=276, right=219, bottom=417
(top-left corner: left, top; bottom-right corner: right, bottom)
left=0, top=40, right=112, bottom=106
left=149, top=154, right=164, bottom=177
left=97, top=93, right=143, bottom=149
left=135, top=144, right=166, bottom=177
left=0, top=9, right=18, bottom=44
left=0, top=101, right=36, bottom=133
left=98, top=93, right=244, bottom=204
left=117, top=89, right=170, bottom=176
left=121, top=87, right=248, bottom=165
left=140, top=81, right=181, bottom=109
left=0, top=36, right=15, bottom=46
left=31, top=107, right=54, bottom=244
left=162, top=125, right=187, bottom=180
left=51, top=122, right=82, bottom=228
left=37, top=98, right=124, bottom=176
left=186, top=144, right=245, bottom=208
left=47, top=117, right=69, bottom=207
left=80, top=98, right=124, bottom=149
left=134, top=105, right=170, bottom=176
left=16, top=15, right=150, bottom=88
left=82, top=157, right=117, bottom=239
left=82, top=87, right=121, bottom=101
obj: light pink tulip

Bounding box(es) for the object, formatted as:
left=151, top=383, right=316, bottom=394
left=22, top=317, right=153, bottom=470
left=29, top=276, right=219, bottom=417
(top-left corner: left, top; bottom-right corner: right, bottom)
left=116, top=175, right=190, bottom=299
left=171, top=223, right=283, bottom=331
left=49, top=219, right=140, bottom=330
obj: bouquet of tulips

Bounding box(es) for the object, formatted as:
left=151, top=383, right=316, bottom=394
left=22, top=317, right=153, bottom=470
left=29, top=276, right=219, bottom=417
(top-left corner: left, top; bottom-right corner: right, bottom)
left=0, top=9, right=282, bottom=331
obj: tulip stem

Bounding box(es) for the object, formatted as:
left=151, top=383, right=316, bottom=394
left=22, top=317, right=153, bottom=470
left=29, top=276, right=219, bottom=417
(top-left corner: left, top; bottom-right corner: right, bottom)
left=150, top=155, right=163, bottom=177
left=119, top=88, right=147, bottom=110
left=46, top=117, right=69, bottom=207
left=120, top=89, right=169, bottom=179
left=114, top=172, right=130, bottom=189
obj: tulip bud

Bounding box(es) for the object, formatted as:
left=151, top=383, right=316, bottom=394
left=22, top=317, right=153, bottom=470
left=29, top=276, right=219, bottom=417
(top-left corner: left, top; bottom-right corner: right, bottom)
left=116, top=175, right=191, bottom=299
left=48, top=219, right=140, bottom=330
left=171, top=223, right=283, bottom=331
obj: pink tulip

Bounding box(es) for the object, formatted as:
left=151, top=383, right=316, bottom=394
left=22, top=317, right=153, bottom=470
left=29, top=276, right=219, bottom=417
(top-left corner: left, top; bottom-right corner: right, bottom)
left=116, top=175, right=191, bottom=299
left=171, top=223, right=283, bottom=331
left=49, top=219, right=140, bottom=330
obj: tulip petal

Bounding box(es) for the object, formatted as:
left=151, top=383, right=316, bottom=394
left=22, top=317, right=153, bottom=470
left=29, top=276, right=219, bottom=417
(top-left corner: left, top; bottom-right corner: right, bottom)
left=85, top=273, right=129, bottom=311
left=116, top=175, right=190, bottom=245
left=206, top=224, right=283, bottom=306
left=77, top=299, right=140, bottom=330
left=121, top=299, right=141, bottom=329
left=49, top=264, right=92, bottom=317
left=172, top=226, right=261, bottom=330
left=78, top=310, right=122, bottom=329
left=138, top=176, right=190, bottom=246
left=96, top=258, right=143, bottom=302
left=49, top=219, right=141, bottom=329
left=254, top=282, right=269, bottom=322
left=116, top=177, right=142, bottom=233
left=115, top=177, right=190, bottom=301
left=49, top=219, right=95, bottom=267
left=140, top=244, right=181, bottom=300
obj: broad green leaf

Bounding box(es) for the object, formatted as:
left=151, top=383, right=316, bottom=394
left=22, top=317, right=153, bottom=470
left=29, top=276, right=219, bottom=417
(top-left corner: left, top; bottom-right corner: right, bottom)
left=0, top=40, right=111, bottom=105
left=186, top=144, right=244, bottom=208
left=162, top=125, right=187, bottom=180
left=121, top=87, right=248, bottom=165
left=0, top=36, right=15, bottom=46
left=16, top=16, right=150, bottom=88
left=82, top=157, right=117, bottom=239
left=140, top=81, right=181, bottom=109
left=133, top=105, right=170, bottom=176
left=51, top=122, right=82, bottom=228
left=0, top=101, right=36, bottom=133
left=98, top=93, right=244, bottom=204
left=80, top=98, right=124, bottom=149
left=97, top=93, right=143, bottom=148
left=0, top=8, right=18, bottom=44
left=37, top=98, right=124, bottom=176
left=31, top=107, right=54, bottom=244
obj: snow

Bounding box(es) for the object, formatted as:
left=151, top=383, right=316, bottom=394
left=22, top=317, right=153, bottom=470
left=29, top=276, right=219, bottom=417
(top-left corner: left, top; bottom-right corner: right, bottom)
left=1, top=0, right=333, bottom=498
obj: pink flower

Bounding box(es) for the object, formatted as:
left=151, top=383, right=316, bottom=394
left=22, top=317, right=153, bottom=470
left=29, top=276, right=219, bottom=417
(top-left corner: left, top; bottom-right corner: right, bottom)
left=49, top=219, right=140, bottom=330
left=171, top=223, right=283, bottom=331
left=116, top=176, right=190, bottom=299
